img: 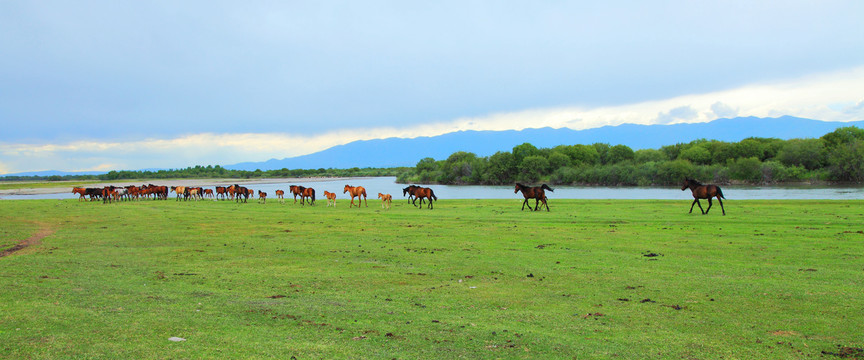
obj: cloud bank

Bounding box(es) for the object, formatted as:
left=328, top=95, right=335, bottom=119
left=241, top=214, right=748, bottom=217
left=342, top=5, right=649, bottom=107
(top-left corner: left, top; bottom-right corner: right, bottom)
left=2, top=66, right=864, bottom=174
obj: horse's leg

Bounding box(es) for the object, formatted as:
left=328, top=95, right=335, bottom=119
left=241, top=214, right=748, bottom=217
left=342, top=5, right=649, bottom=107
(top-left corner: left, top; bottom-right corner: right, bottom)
left=689, top=199, right=698, bottom=213
left=695, top=199, right=705, bottom=214
left=417, top=198, right=424, bottom=209
left=542, top=198, right=549, bottom=212
left=717, top=196, right=726, bottom=216
left=705, top=198, right=713, bottom=214
left=521, top=198, right=529, bottom=211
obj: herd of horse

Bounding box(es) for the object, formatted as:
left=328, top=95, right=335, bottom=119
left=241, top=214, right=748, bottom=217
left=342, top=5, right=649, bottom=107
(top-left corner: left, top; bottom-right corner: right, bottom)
left=72, top=179, right=727, bottom=215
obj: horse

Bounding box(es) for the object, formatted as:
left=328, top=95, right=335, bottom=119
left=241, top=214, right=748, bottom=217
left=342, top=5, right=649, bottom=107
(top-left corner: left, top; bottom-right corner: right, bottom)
left=324, top=191, right=337, bottom=207
left=378, top=193, right=392, bottom=209
left=343, top=185, right=367, bottom=208
left=204, top=188, right=214, bottom=199
left=171, top=186, right=186, bottom=201
left=234, top=184, right=249, bottom=203
left=408, top=186, right=437, bottom=209
left=300, top=187, right=316, bottom=206
left=275, top=189, right=285, bottom=204
left=290, top=185, right=305, bottom=204
left=402, top=185, right=420, bottom=204
left=215, top=186, right=228, bottom=200
left=258, top=190, right=267, bottom=204
left=514, top=183, right=553, bottom=211
left=72, top=187, right=87, bottom=201
left=102, top=186, right=117, bottom=204
left=681, top=178, right=726, bottom=215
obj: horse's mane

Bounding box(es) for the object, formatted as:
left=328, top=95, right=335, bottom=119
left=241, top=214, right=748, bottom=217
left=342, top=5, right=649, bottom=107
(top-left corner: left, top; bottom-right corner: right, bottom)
left=688, top=179, right=703, bottom=186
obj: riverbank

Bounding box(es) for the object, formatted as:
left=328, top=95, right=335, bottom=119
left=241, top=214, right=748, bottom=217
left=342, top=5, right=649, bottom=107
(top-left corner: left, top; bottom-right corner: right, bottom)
left=0, top=177, right=351, bottom=196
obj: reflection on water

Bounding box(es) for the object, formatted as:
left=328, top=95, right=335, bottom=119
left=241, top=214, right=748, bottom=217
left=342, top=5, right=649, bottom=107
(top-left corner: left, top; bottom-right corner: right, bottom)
left=2, top=177, right=864, bottom=200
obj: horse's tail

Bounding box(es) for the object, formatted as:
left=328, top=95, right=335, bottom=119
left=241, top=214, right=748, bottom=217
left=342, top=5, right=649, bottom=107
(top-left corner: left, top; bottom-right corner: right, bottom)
left=430, top=189, right=437, bottom=201
left=311, top=189, right=316, bottom=203
left=542, top=184, right=554, bottom=192
left=717, top=186, right=726, bottom=199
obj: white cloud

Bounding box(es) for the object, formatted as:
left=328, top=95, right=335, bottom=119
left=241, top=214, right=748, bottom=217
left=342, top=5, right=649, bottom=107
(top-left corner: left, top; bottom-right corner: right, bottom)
left=2, top=65, right=864, bottom=174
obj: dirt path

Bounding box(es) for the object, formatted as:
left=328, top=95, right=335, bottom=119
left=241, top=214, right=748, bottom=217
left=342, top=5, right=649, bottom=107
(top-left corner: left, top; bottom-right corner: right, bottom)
left=0, top=226, right=55, bottom=258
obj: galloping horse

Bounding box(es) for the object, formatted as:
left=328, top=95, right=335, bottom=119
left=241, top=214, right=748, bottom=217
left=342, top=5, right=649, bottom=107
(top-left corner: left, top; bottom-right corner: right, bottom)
left=258, top=190, right=267, bottom=204
left=300, top=187, right=316, bottom=206
left=681, top=178, right=726, bottom=215
left=275, top=189, right=285, bottom=204
left=343, top=185, right=367, bottom=208
left=402, top=185, right=420, bottom=204
left=407, top=186, right=437, bottom=209
left=378, top=193, right=392, bottom=209
left=514, top=183, right=553, bottom=211
left=324, top=191, right=337, bottom=207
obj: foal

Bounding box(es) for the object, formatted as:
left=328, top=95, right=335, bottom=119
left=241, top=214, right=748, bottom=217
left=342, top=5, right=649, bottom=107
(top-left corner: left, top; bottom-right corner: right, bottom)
left=378, top=193, right=392, bottom=209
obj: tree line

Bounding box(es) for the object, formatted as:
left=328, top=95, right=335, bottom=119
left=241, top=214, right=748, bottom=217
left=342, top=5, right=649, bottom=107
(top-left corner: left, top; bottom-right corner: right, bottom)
left=395, top=126, right=864, bottom=186
left=0, top=165, right=408, bottom=182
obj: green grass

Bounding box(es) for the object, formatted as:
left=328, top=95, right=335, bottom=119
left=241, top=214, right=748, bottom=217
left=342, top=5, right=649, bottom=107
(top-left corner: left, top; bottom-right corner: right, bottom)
left=1, top=198, right=862, bottom=359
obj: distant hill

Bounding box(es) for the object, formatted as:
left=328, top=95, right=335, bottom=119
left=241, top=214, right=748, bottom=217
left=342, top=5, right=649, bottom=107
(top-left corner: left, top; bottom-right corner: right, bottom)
left=226, top=116, right=864, bottom=170
left=1, top=170, right=109, bottom=177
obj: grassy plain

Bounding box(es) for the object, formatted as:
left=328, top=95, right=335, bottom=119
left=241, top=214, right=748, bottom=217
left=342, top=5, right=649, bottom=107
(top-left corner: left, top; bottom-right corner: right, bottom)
left=1, top=198, right=862, bottom=359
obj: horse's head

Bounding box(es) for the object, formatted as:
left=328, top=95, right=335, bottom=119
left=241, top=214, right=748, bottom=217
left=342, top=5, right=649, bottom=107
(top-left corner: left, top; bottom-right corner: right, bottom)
left=681, top=179, right=693, bottom=191
left=514, top=183, right=523, bottom=194
left=343, top=185, right=351, bottom=193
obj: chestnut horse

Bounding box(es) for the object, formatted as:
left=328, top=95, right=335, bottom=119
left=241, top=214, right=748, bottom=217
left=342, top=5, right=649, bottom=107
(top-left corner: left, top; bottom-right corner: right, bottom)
left=681, top=178, right=726, bottom=215
left=378, top=193, right=392, bottom=209
left=343, top=185, right=367, bottom=208
left=215, top=186, right=228, bottom=200
left=275, top=189, right=285, bottom=204
left=514, top=183, right=553, bottom=211
left=324, top=191, right=337, bottom=207
left=408, top=186, right=437, bottom=209
left=72, top=187, right=87, bottom=201
left=258, top=190, right=267, bottom=204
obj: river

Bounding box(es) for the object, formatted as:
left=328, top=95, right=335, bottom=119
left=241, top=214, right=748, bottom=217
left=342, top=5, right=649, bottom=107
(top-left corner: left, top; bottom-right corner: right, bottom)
left=2, top=177, right=863, bottom=200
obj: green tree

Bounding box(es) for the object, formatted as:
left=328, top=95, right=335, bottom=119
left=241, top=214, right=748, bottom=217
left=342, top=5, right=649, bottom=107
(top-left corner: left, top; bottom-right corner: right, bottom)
left=512, top=143, right=540, bottom=164
left=776, top=138, right=826, bottom=170
left=484, top=151, right=517, bottom=185
left=518, top=155, right=550, bottom=183
left=607, top=144, right=635, bottom=164
left=678, top=146, right=712, bottom=165
left=634, top=149, right=668, bottom=163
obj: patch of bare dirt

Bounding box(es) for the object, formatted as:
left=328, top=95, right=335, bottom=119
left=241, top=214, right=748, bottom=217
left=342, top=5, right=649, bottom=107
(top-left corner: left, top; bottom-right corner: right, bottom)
left=0, top=226, right=55, bottom=258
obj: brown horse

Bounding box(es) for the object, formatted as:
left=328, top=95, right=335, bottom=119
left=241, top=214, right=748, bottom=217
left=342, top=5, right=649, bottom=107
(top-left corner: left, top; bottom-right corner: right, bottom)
left=407, top=186, right=437, bottom=209
left=215, top=186, right=228, bottom=200
left=234, top=184, right=249, bottom=203
left=171, top=186, right=186, bottom=201
left=258, top=190, right=267, bottom=204
left=402, top=185, right=420, bottom=204
left=275, top=189, right=285, bottom=204
left=378, top=193, right=392, bottom=209
left=204, top=188, right=214, bottom=199
left=343, top=185, right=367, bottom=208
left=681, top=178, right=726, bottom=215
left=324, top=191, right=337, bottom=207
left=514, top=183, right=553, bottom=211
left=300, top=187, right=316, bottom=206
left=72, top=187, right=87, bottom=201
left=290, top=185, right=305, bottom=204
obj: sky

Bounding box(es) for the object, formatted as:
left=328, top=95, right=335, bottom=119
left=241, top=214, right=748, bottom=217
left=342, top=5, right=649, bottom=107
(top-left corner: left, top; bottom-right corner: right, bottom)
left=1, top=1, right=863, bottom=174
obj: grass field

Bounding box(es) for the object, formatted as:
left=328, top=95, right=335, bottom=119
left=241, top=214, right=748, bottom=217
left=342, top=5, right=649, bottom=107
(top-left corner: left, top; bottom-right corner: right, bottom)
left=1, top=198, right=862, bottom=359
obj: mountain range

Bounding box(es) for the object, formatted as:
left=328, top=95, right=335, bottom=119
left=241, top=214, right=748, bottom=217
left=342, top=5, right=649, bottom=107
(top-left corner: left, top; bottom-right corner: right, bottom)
left=226, top=116, right=864, bottom=171
left=3, top=116, right=861, bottom=176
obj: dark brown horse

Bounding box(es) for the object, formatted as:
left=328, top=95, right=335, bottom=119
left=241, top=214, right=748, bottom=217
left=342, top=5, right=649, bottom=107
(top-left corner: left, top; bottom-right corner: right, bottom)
left=290, top=185, right=305, bottom=204
left=407, top=186, right=437, bottom=209
left=681, top=179, right=726, bottom=215
left=234, top=184, right=249, bottom=203
left=514, top=183, right=553, bottom=211
left=402, top=185, right=420, bottom=203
